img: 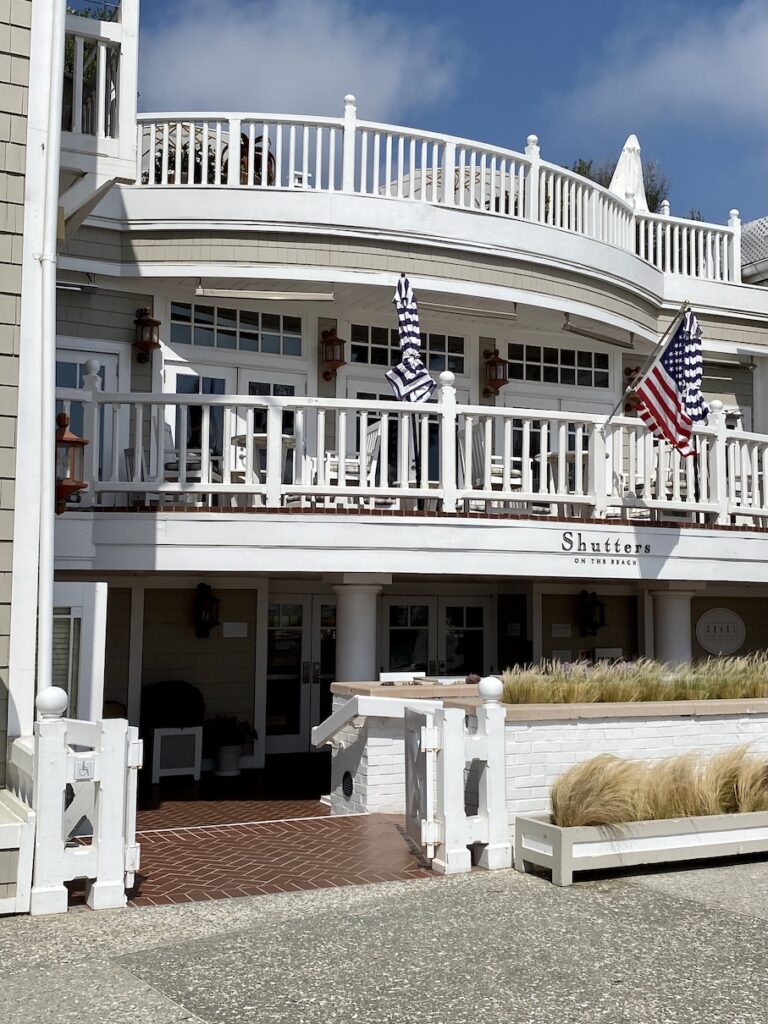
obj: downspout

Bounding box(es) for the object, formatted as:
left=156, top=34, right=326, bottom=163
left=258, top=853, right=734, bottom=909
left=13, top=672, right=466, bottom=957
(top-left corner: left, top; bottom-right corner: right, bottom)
left=7, top=0, right=67, bottom=738
left=37, top=0, right=68, bottom=695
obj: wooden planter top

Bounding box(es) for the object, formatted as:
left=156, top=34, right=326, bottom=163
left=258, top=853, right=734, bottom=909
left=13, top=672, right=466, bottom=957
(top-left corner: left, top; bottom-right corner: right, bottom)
left=445, top=697, right=768, bottom=721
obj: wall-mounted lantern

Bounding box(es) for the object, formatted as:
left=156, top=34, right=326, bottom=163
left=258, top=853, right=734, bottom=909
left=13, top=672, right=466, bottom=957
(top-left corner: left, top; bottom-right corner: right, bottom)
left=320, top=328, right=347, bottom=381
left=55, top=412, right=88, bottom=514
left=193, top=582, right=220, bottom=639
left=133, top=307, right=161, bottom=364
left=482, top=348, right=508, bottom=397
left=576, top=590, right=606, bottom=637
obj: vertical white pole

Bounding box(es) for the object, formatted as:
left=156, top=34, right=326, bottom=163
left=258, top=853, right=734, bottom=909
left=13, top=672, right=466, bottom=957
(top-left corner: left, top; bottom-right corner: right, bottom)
left=708, top=399, right=729, bottom=525
left=341, top=94, right=357, bottom=193
left=475, top=677, right=512, bottom=870
left=29, top=687, right=70, bottom=916
left=431, top=706, right=472, bottom=875
left=85, top=718, right=129, bottom=910
left=523, top=134, right=539, bottom=222
left=439, top=371, right=457, bottom=513
left=728, top=209, right=741, bottom=284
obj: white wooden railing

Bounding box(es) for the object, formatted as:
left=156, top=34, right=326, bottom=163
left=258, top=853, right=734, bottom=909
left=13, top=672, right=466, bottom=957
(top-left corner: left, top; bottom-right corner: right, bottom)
left=56, top=365, right=768, bottom=528
left=8, top=687, right=142, bottom=916
left=135, top=96, right=741, bottom=282
left=62, top=1, right=138, bottom=167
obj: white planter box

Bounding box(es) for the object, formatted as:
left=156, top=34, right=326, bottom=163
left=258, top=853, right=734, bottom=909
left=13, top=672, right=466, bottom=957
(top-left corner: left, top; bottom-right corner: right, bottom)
left=515, top=810, right=768, bottom=886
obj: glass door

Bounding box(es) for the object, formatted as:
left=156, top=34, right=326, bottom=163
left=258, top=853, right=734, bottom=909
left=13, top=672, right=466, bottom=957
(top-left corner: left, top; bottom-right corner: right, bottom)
left=381, top=598, right=438, bottom=675
left=235, top=367, right=307, bottom=481
left=265, top=596, right=337, bottom=754
left=265, top=598, right=312, bottom=754
left=438, top=598, right=492, bottom=675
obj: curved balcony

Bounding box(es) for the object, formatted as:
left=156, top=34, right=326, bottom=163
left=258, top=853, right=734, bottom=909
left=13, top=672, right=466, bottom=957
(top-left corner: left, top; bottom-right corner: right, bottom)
left=133, top=97, right=741, bottom=285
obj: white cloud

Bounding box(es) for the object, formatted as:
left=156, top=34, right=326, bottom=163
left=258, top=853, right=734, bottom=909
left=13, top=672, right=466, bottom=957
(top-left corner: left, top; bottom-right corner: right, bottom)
left=557, top=0, right=768, bottom=138
left=138, top=0, right=457, bottom=121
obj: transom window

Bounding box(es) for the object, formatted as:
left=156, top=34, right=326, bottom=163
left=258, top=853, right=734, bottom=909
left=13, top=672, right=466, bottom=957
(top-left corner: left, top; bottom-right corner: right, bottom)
left=351, top=324, right=465, bottom=374
left=507, top=344, right=610, bottom=388
left=170, top=302, right=302, bottom=356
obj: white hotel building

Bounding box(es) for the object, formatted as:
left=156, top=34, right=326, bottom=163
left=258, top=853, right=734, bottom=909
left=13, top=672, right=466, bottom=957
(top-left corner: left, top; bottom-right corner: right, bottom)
left=4, top=0, right=768, bottom=780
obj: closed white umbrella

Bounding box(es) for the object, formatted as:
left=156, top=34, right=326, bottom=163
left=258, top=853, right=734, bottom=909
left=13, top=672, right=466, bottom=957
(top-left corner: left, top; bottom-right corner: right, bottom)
left=608, top=134, right=648, bottom=212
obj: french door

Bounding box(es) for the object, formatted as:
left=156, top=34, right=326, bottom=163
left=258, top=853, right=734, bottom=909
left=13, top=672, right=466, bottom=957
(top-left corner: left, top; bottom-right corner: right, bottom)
left=381, top=597, right=492, bottom=676
left=265, top=596, right=336, bottom=754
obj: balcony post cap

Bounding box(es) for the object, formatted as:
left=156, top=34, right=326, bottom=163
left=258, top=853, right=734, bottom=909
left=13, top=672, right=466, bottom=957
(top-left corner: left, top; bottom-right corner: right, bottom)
left=526, top=134, right=538, bottom=147
left=36, top=687, right=69, bottom=719
left=344, top=94, right=357, bottom=106
left=729, top=208, right=740, bottom=221
left=478, top=675, right=503, bottom=704
left=709, top=399, right=724, bottom=413
left=438, top=370, right=455, bottom=387
left=83, top=358, right=101, bottom=376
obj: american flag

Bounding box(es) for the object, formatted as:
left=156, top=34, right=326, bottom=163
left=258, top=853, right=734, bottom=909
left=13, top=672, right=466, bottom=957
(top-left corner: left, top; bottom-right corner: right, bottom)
left=386, top=276, right=436, bottom=403
left=635, top=310, right=708, bottom=457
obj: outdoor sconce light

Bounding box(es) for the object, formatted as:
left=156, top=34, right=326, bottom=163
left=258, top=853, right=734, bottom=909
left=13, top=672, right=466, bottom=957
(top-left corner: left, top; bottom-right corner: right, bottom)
left=133, top=307, right=161, bottom=364
left=320, top=328, right=347, bottom=381
left=193, top=582, right=220, bottom=639
left=55, top=412, right=88, bottom=514
left=577, top=590, right=606, bottom=638
left=482, top=348, right=508, bottom=397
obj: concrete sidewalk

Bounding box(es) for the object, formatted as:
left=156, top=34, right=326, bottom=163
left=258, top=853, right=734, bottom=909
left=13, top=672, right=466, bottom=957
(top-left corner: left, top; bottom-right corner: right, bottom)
left=2, top=857, right=768, bottom=1024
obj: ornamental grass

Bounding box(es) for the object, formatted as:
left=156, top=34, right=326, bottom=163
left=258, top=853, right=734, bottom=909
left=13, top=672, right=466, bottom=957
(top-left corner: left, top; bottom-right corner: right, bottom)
left=551, top=746, right=768, bottom=827
left=501, top=654, right=768, bottom=705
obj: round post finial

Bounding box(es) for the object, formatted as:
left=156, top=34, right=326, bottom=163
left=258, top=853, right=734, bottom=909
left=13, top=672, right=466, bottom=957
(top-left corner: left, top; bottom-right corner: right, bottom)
left=660, top=199, right=671, bottom=216
left=36, top=687, right=69, bottom=719
left=438, top=370, right=455, bottom=388
left=344, top=94, right=356, bottom=107
left=478, top=675, right=503, bottom=704
left=526, top=134, right=538, bottom=147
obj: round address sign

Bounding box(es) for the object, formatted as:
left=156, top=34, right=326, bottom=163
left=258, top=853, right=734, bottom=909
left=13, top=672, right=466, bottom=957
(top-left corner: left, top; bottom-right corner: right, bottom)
left=695, top=608, right=746, bottom=656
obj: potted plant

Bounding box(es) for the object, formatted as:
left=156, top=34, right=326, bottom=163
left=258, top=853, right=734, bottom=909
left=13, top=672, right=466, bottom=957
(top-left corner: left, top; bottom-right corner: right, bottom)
left=204, top=716, right=257, bottom=777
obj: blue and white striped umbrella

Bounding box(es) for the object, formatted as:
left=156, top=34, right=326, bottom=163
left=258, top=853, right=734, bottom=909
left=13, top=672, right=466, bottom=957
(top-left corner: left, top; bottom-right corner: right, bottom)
left=386, top=275, right=436, bottom=403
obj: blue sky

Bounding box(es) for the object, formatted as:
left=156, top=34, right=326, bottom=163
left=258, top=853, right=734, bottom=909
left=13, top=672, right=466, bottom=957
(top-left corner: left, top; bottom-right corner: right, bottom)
left=136, top=0, right=767, bottom=223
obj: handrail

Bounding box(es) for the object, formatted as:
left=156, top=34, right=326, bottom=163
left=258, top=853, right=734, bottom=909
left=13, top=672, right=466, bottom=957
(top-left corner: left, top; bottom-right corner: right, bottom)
left=311, top=694, right=443, bottom=748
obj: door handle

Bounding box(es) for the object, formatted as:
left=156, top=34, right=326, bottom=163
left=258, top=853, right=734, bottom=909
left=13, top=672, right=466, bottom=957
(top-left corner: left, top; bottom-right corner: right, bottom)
left=311, top=661, right=321, bottom=684
left=302, top=661, right=310, bottom=684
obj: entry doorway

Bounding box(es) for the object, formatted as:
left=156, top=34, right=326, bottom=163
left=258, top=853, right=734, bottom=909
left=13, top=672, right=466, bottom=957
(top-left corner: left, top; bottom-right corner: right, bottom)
left=265, top=596, right=336, bottom=754
left=381, top=597, right=492, bottom=676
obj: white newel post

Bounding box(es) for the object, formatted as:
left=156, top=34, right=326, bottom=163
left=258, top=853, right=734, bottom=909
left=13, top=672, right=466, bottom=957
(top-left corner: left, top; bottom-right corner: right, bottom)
left=29, top=687, right=69, bottom=916
left=80, top=359, right=102, bottom=507
left=474, top=676, right=513, bottom=870
left=85, top=718, right=130, bottom=911
left=589, top=423, right=608, bottom=518
left=265, top=403, right=284, bottom=507
left=708, top=400, right=728, bottom=525
left=439, top=371, right=457, bottom=513
left=432, top=706, right=471, bottom=875
left=651, top=591, right=694, bottom=666
left=524, top=134, right=540, bottom=222
left=728, top=209, right=741, bottom=284
left=341, top=94, right=357, bottom=193
left=333, top=584, right=382, bottom=682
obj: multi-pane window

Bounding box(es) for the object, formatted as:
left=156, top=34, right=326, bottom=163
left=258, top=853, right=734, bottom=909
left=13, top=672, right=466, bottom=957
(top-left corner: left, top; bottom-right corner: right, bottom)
left=170, top=302, right=302, bottom=356
left=351, top=324, right=465, bottom=374
left=507, top=344, right=610, bottom=388
left=388, top=604, right=430, bottom=672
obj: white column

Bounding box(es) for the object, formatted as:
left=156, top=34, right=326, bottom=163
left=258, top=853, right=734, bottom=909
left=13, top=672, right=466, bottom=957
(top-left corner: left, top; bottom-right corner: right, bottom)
left=333, top=584, right=382, bottom=682
left=651, top=590, right=695, bottom=665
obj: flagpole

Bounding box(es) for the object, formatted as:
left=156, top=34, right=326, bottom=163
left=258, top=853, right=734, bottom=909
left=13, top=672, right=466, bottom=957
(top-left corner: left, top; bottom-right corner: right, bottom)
left=603, top=299, right=691, bottom=427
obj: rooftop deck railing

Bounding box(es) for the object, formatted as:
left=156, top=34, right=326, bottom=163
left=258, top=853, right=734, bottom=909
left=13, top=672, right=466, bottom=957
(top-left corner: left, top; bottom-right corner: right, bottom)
left=56, top=365, right=768, bottom=527
left=135, top=96, right=742, bottom=283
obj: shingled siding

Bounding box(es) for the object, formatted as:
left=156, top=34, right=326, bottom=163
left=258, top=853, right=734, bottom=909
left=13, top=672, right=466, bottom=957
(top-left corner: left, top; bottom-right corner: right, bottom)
left=0, top=0, right=30, bottom=782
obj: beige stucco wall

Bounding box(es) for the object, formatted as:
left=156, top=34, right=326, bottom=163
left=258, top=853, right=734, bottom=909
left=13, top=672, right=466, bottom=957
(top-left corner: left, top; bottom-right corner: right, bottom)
left=541, top=593, right=639, bottom=662
left=691, top=596, right=768, bottom=659
left=0, top=0, right=30, bottom=782
left=142, top=588, right=257, bottom=724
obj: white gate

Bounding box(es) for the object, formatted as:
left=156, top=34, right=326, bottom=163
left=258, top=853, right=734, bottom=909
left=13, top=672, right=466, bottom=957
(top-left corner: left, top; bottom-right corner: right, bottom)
left=404, top=680, right=512, bottom=875
left=404, top=707, right=438, bottom=859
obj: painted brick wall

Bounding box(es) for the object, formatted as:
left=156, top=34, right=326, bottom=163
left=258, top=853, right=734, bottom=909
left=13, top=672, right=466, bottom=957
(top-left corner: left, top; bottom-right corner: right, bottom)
left=330, top=700, right=768, bottom=853
left=0, top=0, right=30, bottom=784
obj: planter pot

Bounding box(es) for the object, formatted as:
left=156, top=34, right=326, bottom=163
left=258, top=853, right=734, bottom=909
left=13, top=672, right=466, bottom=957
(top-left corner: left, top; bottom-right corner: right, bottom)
left=214, top=744, right=243, bottom=777
left=515, top=810, right=768, bottom=886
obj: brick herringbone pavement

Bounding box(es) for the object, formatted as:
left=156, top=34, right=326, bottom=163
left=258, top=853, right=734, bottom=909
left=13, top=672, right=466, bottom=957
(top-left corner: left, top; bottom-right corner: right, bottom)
left=136, top=797, right=328, bottom=831
left=129, top=814, right=432, bottom=906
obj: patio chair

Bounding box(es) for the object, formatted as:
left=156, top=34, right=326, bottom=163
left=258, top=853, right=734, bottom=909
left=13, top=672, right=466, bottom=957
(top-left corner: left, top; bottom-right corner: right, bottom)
left=315, top=422, right=382, bottom=508
left=124, top=422, right=223, bottom=507
left=458, top=426, right=525, bottom=513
